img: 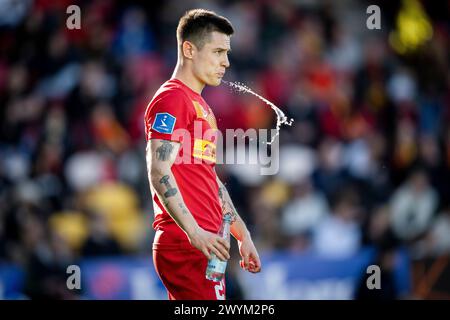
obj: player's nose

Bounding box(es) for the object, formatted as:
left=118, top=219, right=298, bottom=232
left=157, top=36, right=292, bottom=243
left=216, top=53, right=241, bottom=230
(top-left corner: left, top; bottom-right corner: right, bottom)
left=221, top=55, right=230, bottom=68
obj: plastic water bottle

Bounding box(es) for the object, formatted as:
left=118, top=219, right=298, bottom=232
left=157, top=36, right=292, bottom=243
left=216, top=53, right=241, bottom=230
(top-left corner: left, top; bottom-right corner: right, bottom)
left=205, top=213, right=232, bottom=281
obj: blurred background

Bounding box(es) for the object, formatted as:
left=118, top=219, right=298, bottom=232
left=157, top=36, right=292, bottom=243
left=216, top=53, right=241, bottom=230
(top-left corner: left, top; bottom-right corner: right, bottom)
left=0, top=0, right=449, bottom=300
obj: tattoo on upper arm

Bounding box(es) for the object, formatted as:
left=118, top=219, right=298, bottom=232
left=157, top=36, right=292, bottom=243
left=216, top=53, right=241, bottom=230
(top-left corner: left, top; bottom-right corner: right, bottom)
left=159, top=175, right=178, bottom=197
left=156, top=140, right=174, bottom=161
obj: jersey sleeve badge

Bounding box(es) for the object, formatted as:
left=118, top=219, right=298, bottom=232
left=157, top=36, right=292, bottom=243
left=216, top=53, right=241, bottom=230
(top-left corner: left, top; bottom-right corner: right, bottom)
left=152, top=112, right=177, bottom=134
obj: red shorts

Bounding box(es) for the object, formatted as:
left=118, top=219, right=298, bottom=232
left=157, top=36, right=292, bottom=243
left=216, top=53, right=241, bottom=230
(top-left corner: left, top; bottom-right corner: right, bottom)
left=153, top=231, right=226, bottom=300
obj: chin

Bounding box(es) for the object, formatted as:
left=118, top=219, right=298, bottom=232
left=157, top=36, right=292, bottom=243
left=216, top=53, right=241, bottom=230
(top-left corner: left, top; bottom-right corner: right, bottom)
left=209, top=78, right=222, bottom=86
left=202, top=75, right=222, bottom=87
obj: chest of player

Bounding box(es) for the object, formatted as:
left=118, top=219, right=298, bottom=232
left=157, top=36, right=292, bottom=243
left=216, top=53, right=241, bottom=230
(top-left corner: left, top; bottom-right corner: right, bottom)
left=182, top=100, right=219, bottom=164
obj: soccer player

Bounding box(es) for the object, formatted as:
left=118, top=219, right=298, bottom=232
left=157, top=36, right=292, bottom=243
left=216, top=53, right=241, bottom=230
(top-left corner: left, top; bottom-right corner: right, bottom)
left=144, top=9, right=261, bottom=300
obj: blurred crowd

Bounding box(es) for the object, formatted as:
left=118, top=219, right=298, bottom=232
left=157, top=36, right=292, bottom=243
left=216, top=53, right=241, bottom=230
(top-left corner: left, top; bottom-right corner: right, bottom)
left=0, top=0, right=449, bottom=299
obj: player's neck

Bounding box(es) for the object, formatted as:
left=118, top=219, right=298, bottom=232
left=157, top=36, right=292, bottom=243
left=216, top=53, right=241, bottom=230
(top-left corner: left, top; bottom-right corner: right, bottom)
left=172, top=64, right=205, bottom=95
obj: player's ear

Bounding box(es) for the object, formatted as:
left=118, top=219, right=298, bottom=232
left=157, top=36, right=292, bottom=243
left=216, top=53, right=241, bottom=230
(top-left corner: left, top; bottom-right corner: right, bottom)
left=182, top=41, right=195, bottom=59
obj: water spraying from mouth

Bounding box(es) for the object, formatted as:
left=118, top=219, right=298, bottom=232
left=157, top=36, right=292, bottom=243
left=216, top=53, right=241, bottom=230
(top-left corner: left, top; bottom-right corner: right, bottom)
left=223, top=81, right=294, bottom=145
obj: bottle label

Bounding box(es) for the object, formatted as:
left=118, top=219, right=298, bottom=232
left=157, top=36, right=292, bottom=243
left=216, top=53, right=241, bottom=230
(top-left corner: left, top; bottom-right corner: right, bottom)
left=207, top=258, right=227, bottom=274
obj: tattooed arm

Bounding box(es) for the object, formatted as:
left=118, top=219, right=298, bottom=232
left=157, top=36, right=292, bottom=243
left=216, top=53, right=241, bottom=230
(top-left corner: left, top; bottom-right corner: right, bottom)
left=216, top=177, right=261, bottom=273
left=217, top=179, right=248, bottom=241
left=146, top=139, right=230, bottom=261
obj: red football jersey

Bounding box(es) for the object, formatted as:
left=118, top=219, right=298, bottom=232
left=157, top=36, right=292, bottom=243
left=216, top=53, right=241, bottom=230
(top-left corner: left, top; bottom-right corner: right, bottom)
left=144, top=79, right=222, bottom=249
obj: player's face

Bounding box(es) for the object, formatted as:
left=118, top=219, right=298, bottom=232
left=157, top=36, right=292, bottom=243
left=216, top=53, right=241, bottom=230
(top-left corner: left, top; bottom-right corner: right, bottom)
left=193, top=31, right=231, bottom=86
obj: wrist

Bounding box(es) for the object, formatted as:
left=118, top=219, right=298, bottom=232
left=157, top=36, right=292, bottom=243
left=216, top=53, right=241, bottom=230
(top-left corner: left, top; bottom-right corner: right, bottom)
left=185, top=222, right=201, bottom=239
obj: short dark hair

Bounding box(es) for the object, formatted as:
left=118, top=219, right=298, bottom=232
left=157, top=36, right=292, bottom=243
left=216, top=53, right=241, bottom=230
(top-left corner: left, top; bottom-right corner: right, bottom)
left=177, top=9, right=234, bottom=50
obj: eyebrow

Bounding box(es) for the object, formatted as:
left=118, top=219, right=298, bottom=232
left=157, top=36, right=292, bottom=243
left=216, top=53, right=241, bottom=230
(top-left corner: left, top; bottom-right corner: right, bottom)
left=214, top=48, right=232, bottom=53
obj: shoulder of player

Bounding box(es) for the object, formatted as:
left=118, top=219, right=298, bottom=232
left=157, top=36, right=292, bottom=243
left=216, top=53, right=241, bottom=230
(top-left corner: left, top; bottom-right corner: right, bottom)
left=151, top=85, right=197, bottom=114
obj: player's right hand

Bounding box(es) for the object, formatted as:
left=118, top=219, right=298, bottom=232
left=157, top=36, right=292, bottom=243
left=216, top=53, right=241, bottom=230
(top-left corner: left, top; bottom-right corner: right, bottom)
left=188, top=227, right=230, bottom=261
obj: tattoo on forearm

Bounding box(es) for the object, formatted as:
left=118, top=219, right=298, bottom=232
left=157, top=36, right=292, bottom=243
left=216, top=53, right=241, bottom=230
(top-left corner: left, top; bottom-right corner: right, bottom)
left=159, top=197, right=184, bottom=227
left=156, top=140, right=174, bottom=161
left=218, top=185, right=237, bottom=223
left=178, top=203, right=189, bottom=215
left=227, top=206, right=237, bottom=223
left=160, top=175, right=178, bottom=197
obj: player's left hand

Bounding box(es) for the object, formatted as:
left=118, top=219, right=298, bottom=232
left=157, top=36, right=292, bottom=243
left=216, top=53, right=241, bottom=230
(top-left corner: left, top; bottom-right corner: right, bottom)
left=238, top=237, right=261, bottom=273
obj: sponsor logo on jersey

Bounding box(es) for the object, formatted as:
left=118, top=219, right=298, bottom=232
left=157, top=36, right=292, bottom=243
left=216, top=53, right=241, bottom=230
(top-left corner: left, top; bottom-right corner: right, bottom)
left=193, top=139, right=217, bottom=163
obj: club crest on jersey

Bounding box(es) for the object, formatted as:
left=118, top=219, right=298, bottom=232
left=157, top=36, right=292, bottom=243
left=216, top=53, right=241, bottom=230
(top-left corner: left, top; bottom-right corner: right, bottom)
left=152, top=112, right=176, bottom=134
left=193, top=101, right=208, bottom=118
